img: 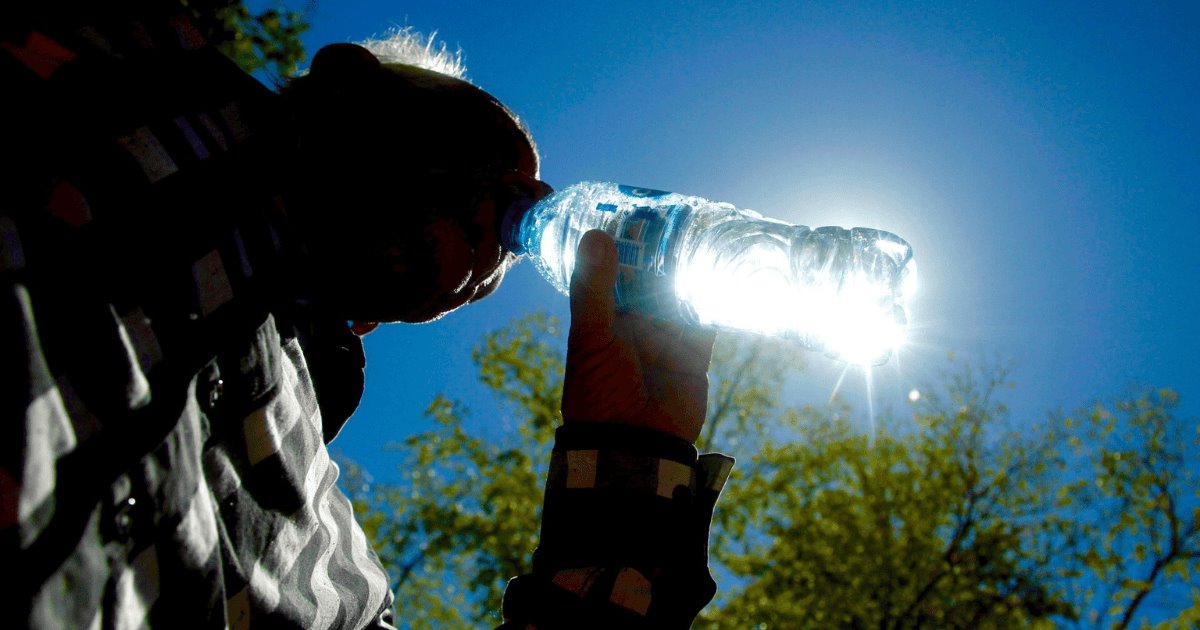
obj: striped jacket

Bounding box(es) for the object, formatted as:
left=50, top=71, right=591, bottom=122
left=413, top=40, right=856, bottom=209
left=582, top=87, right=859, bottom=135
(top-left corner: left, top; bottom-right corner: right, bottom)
left=1, top=3, right=732, bottom=628
left=1, top=4, right=394, bottom=627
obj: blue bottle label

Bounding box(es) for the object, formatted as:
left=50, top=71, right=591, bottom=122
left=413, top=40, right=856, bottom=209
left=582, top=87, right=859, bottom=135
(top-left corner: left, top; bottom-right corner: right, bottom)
left=614, top=205, right=681, bottom=317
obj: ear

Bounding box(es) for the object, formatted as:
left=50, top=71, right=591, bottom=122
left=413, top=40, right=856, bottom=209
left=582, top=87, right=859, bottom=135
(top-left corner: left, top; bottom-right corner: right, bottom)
left=309, top=43, right=382, bottom=78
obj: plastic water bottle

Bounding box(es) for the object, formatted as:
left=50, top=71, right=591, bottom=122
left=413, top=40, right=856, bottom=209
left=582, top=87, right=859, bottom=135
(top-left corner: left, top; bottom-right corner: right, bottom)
left=502, top=182, right=916, bottom=365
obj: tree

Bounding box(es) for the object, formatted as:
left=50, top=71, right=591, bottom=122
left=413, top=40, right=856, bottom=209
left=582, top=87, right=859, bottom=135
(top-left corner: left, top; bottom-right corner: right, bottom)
left=182, top=0, right=309, bottom=81
left=340, top=316, right=1199, bottom=628
left=342, top=313, right=562, bottom=628
left=1049, top=389, right=1200, bottom=629
left=701, top=363, right=1074, bottom=629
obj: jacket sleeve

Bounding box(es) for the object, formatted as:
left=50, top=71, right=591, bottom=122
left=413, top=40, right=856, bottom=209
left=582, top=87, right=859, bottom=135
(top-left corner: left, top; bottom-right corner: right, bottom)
left=498, top=423, right=734, bottom=629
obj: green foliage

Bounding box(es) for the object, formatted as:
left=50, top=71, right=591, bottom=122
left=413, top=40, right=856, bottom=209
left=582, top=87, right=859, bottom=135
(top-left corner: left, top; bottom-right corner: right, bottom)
left=1048, top=389, right=1200, bottom=629
left=342, top=313, right=562, bottom=628
left=700, top=362, right=1073, bottom=629
left=181, top=0, right=309, bottom=81
left=341, top=318, right=1199, bottom=628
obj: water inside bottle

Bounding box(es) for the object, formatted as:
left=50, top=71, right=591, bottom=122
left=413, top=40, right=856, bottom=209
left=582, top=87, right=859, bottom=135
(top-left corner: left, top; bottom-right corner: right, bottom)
left=516, top=181, right=915, bottom=365
left=676, top=221, right=912, bottom=365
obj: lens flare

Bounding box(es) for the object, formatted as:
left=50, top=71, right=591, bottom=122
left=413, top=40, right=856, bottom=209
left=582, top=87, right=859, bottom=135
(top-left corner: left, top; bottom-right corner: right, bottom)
left=676, top=231, right=915, bottom=365
left=808, top=269, right=909, bottom=365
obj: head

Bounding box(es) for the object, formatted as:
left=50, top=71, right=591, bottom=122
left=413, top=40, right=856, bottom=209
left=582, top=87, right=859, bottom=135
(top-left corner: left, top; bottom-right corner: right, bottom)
left=280, top=33, right=550, bottom=325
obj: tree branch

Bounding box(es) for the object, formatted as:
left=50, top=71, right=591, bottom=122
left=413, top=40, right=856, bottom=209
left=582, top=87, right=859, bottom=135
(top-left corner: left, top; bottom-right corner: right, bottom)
left=702, top=343, right=763, bottom=447
left=892, top=487, right=980, bottom=628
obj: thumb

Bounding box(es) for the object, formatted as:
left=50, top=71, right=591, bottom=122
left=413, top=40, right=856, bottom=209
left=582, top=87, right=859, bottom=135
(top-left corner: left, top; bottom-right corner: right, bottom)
left=568, top=230, right=618, bottom=353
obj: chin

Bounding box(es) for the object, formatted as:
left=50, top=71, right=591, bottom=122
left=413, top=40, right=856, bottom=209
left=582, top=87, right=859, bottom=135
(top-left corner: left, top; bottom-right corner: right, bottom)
left=394, top=308, right=452, bottom=324
left=390, top=291, right=476, bottom=324
left=335, top=264, right=500, bottom=324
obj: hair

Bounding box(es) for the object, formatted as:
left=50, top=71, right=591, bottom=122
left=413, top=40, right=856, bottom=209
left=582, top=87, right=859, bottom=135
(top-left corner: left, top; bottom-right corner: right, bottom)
left=277, top=29, right=538, bottom=319
left=278, top=28, right=541, bottom=242
left=353, top=27, right=539, bottom=173
left=357, top=26, right=468, bottom=81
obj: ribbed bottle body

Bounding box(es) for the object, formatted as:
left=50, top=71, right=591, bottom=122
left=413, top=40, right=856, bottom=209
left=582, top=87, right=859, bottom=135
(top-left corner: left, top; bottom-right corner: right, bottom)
left=507, top=182, right=915, bottom=365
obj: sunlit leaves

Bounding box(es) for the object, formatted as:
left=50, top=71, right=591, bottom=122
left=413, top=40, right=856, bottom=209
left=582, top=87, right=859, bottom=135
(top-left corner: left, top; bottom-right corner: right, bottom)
left=1047, top=388, right=1199, bottom=629
left=341, top=317, right=1197, bottom=628
left=699, top=362, right=1076, bottom=629
left=181, top=0, right=309, bottom=81
left=341, top=314, right=562, bottom=628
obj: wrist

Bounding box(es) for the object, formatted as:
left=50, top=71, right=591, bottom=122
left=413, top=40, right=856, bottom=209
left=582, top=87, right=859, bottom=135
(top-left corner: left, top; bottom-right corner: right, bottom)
left=551, top=422, right=697, bottom=460
left=561, top=415, right=701, bottom=445
left=503, top=422, right=734, bottom=629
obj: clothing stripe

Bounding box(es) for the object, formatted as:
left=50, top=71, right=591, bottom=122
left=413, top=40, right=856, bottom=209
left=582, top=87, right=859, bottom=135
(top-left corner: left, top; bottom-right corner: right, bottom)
left=243, top=407, right=278, bottom=466
left=114, top=545, right=160, bottom=630
left=564, top=450, right=598, bottom=489
left=282, top=336, right=321, bottom=422
left=256, top=335, right=318, bottom=478
left=0, top=31, right=77, bottom=79
left=241, top=343, right=337, bottom=625
left=202, top=441, right=240, bottom=503
left=47, top=179, right=93, bottom=227
left=120, top=308, right=163, bottom=374
left=117, top=126, right=179, bottom=183
left=550, top=568, right=602, bottom=596
left=174, top=116, right=210, bottom=161
left=193, top=250, right=233, bottom=317
left=14, top=387, right=77, bottom=543
left=218, top=102, right=252, bottom=144
left=196, top=113, right=229, bottom=152
left=113, top=306, right=152, bottom=409
left=698, top=453, right=734, bottom=492
left=311, top=467, right=345, bottom=630
left=249, top=559, right=283, bottom=614
left=84, top=606, right=101, bottom=630
left=232, top=227, right=255, bottom=279
left=76, top=26, right=114, bottom=56
left=0, top=215, right=25, bottom=272
left=169, top=15, right=207, bottom=50
left=129, top=22, right=155, bottom=49
left=261, top=443, right=337, bottom=627
left=7, top=9, right=396, bottom=628
left=55, top=374, right=101, bottom=443
left=337, top=472, right=393, bottom=629
left=609, top=567, right=652, bottom=616
left=254, top=371, right=327, bottom=568
left=324, top=461, right=391, bottom=629
left=655, top=459, right=694, bottom=499
left=226, top=587, right=251, bottom=630
left=176, top=482, right=219, bottom=570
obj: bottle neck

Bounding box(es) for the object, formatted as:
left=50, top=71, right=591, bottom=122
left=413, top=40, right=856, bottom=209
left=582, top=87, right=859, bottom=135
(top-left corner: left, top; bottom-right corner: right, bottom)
left=500, top=196, right=536, bottom=255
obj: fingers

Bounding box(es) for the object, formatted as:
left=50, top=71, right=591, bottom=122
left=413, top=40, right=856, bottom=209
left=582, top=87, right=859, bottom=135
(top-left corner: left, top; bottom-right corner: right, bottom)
left=562, top=229, right=714, bottom=443
left=675, top=325, right=717, bottom=376
left=626, top=314, right=716, bottom=377
left=567, top=231, right=618, bottom=356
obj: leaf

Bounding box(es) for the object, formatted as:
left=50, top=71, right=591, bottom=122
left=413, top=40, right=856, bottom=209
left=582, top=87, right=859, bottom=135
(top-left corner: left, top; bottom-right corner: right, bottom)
left=344, top=325, right=1199, bottom=627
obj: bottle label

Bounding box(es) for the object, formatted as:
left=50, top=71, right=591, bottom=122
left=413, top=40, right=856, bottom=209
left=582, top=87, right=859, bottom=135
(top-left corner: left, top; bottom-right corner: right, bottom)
left=613, top=205, right=679, bottom=317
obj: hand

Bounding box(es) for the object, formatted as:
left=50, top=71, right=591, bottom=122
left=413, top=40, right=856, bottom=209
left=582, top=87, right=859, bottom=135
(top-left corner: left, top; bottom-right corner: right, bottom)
left=561, top=231, right=716, bottom=443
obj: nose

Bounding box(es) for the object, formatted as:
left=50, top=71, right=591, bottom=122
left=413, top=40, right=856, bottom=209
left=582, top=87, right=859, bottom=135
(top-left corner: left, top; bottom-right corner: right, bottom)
left=501, top=171, right=553, bottom=204
left=496, top=173, right=554, bottom=255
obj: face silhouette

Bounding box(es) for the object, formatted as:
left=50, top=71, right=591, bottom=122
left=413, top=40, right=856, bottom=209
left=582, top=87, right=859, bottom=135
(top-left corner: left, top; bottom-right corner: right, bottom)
left=284, top=45, right=550, bottom=324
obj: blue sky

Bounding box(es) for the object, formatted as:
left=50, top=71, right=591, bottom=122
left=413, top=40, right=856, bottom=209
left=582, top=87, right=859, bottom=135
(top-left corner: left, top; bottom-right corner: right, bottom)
left=280, top=1, right=1200, bottom=487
